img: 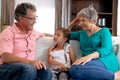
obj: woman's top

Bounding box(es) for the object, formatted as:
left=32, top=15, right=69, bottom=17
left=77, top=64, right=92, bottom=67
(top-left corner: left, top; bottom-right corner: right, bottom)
left=49, top=43, right=71, bottom=73
left=70, top=27, right=119, bottom=72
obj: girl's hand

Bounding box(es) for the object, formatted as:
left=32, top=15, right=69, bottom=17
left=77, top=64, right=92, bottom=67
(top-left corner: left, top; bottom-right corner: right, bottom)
left=59, top=63, right=67, bottom=71
left=73, top=55, right=93, bottom=65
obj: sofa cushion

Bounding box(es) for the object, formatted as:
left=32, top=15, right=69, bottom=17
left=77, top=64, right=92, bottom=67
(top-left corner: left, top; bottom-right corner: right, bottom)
left=112, top=36, right=120, bottom=66
left=70, top=40, right=82, bottom=58
left=36, top=37, right=54, bottom=68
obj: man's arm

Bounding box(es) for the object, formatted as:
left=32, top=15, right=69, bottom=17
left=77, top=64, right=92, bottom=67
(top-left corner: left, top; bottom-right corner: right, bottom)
left=1, top=52, right=46, bottom=70
left=1, top=52, right=30, bottom=64
left=44, top=33, right=54, bottom=37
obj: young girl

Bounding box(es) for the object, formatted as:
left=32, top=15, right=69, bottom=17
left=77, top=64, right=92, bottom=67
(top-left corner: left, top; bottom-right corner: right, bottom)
left=48, top=28, right=75, bottom=80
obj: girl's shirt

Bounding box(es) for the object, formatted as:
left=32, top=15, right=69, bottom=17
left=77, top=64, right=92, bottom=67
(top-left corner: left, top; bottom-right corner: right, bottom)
left=70, top=27, right=119, bottom=72
left=49, top=43, right=71, bottom=70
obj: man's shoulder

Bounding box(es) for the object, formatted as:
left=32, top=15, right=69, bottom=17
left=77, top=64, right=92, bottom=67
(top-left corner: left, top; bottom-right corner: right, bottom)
left=0, top=26, right=15, bottom=38
left=1, top=26, right=13, bottom=34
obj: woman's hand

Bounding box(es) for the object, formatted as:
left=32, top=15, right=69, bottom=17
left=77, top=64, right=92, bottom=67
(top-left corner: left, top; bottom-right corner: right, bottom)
left=73, top=52, right=99, bottom=65
left=67, top=17, right=79, bottom=29
left=73, top=55, right=93, bottom=65
left=28, top=60, right=46, bottom=70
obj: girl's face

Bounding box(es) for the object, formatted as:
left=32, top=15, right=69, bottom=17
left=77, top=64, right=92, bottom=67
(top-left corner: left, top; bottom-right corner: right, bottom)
left=78, top=16, right=95, bottom=30
left=54, top=30, right=67, bottom=44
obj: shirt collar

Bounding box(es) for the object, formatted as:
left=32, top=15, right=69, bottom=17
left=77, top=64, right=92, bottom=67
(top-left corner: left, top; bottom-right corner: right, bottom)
left=11, top=23, right=33, bottom=34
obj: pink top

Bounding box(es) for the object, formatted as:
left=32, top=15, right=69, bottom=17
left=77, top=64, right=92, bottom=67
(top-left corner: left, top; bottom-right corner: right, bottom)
left=0, top=23, right=44, bottom=64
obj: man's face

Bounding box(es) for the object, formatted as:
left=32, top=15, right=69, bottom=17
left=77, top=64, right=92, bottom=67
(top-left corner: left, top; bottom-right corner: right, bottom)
left=20, top=10, right=37, bottom=31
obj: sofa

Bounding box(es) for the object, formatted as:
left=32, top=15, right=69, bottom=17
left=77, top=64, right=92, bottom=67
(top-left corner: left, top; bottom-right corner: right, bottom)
left=35, top=36, right=120, bottom=69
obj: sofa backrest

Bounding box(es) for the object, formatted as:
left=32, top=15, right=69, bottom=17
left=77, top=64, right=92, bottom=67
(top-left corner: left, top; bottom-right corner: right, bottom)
left=36, top=36, right=120, bottom=68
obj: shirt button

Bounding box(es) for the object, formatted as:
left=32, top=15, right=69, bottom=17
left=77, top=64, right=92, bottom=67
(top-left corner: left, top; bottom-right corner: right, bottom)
left=28, top=49, right=32, bottom=52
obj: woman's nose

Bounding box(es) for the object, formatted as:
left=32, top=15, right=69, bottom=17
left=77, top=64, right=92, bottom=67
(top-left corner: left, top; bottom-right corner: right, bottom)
left=78, top=21, right=82, bottom=25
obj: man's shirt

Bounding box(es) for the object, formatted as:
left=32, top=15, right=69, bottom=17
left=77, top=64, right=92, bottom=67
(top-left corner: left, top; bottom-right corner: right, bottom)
left=0, top=23, right=44, bottom=64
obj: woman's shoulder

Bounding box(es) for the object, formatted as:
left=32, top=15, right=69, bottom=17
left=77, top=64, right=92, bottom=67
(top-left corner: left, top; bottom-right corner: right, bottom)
left=100, top=27, right=111, bottom=33
left=100, top=27, right=111, bottom=36
left=101, top=27, right=109, bottom=31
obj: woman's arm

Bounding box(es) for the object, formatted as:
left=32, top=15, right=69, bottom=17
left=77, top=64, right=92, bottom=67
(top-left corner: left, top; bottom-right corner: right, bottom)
left=67, top=17, right=79, bottom=30
left=97, top=28, right=112, bottom=57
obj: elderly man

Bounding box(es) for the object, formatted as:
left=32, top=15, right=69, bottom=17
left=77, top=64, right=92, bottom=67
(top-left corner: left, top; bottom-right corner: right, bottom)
left=0, top=2, right=52, bottom=80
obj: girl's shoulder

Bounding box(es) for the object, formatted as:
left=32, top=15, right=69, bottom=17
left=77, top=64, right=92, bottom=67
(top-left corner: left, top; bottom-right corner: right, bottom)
left=64, top=43, right=71, bottom=52
left=48, top=47, right=54, bottom=52
left=64, top=43, right=71, bottom=47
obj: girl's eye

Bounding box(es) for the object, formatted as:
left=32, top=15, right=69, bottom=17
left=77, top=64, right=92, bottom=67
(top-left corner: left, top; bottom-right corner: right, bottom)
left=57, top=34, right=60, bottom=36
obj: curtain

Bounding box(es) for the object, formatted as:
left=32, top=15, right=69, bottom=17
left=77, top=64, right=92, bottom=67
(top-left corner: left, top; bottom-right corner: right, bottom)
left=55, top=0, right=62, bottom=30
left=62, top=0, right=71, bottom=28
left=1, top=0, right=15, bottom=31
left=55, top=0, right=71, bottom=30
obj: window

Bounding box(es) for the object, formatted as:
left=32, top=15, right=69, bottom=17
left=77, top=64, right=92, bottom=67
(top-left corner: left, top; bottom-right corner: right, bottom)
left=15, top=0, right=55, bottom=34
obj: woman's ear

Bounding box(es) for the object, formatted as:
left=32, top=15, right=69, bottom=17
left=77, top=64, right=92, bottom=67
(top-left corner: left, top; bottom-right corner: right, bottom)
left=91, top=19, right=96, bottom=24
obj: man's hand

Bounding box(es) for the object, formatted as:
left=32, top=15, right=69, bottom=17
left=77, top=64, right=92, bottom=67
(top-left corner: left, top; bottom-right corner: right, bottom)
left=29, top=60, right=46, bottom=70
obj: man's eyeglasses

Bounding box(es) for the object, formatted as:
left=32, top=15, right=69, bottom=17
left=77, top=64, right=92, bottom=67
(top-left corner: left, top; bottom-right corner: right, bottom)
left=23, top=16, right=38, bottom=21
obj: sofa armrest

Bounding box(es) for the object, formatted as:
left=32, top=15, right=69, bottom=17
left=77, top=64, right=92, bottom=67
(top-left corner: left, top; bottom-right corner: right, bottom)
left=112, top=36, right=120, bottom=67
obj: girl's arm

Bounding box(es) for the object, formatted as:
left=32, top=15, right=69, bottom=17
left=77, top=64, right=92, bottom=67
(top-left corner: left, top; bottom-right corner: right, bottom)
left=69, top=46, right=76, bottom=63
left=48, top=48, right=64, bottom=66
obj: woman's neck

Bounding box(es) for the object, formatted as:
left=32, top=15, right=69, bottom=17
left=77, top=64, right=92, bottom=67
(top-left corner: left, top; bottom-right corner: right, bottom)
left=87, top=26, right=101, bottom=36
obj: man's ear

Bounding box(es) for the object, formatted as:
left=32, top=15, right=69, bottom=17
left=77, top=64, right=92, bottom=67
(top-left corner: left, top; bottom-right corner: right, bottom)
left=19, top=16, right=24, bottom=22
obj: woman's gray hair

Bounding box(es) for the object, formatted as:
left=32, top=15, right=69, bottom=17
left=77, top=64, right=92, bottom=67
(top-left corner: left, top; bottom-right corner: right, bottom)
left=77, top=5, right=98, bottom=24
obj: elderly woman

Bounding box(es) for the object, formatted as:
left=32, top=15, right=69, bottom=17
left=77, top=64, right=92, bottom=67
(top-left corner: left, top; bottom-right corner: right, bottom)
left=68, top=5, right=120, bottom=80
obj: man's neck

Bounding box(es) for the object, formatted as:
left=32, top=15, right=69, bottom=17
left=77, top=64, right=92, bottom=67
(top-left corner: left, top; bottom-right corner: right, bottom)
left=15, top=23, right=29, bottom=34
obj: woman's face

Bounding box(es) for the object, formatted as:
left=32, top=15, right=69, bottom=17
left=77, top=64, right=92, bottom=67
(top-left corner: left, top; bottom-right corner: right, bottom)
left=77, top=16, right=94, bottom=30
